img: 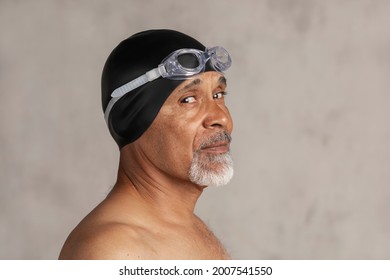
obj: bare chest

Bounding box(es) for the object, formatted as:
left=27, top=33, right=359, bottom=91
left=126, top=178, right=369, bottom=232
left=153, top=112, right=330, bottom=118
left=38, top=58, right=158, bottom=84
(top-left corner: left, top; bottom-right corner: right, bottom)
left=150, top=222, right=230, bottom=259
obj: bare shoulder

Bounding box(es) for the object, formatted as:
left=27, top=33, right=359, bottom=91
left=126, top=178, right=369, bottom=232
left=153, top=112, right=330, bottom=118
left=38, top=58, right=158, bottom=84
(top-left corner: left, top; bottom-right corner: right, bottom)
left=59, top=222, right=155, bottom=260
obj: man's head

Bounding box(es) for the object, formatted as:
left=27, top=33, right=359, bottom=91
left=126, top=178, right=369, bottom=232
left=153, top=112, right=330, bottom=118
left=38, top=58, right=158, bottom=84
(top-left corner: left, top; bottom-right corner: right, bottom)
left=102, top=30, right=233, bottom=186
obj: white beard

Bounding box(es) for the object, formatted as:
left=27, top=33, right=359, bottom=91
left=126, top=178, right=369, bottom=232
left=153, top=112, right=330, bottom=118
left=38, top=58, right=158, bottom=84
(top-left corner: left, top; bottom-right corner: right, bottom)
left=188, top=151, right=234, bottom=187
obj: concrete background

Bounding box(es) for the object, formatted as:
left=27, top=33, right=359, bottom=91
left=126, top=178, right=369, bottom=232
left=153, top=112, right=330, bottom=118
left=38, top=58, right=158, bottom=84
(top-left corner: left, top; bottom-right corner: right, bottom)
left=1, top=0, right=390, bottom=259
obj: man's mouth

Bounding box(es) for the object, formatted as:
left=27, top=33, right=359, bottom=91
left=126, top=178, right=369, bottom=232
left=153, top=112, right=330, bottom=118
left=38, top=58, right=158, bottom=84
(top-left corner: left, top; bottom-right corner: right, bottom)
left=200, top=142, right=230, bottom=154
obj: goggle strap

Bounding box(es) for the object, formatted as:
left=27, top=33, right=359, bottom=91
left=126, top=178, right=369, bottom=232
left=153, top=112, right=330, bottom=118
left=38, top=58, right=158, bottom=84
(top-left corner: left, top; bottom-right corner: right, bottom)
left=145, top=68, right=162, bottom=82
left=111, top=67, right=163, bottom=99
left=104, top=96, right=119, bottom=125
left=105, top=67, right=164, bottom=124
left=111, top=74, right=146, bottom=98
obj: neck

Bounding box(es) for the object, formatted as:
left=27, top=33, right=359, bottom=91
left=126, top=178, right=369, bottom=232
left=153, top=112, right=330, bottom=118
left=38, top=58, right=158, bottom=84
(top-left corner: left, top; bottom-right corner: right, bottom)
left=109, top=147, right=205, bottom=223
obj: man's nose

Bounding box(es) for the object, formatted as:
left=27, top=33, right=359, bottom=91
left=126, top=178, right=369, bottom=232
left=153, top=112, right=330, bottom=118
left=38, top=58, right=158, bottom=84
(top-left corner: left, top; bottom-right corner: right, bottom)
left=203, top=101, right=232, bottom=131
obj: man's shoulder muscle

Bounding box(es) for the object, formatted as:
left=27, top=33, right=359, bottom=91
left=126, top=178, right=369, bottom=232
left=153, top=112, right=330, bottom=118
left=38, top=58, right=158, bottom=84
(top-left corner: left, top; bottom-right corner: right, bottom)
left=59, top=222, right=153, bottom=260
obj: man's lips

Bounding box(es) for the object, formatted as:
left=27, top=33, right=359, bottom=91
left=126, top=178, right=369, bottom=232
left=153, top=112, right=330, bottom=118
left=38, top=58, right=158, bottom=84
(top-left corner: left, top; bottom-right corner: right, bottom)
left=200, top=142, right=230, bottom=154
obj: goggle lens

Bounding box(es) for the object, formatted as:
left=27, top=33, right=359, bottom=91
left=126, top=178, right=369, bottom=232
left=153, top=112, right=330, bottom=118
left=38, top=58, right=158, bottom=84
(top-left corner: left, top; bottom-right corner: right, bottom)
left=177, top=53, right=201, bottom=69
left=209, top=47, right=231, bottom=72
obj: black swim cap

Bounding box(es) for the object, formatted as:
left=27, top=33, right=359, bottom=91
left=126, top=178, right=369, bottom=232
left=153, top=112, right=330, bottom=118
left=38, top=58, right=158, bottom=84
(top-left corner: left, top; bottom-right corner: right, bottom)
left=101, top=29, right=214, bottom=149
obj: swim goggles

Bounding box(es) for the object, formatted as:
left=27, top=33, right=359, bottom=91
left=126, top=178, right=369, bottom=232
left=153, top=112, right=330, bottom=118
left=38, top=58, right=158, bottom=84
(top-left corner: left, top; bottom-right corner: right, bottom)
left=104, top=46, right=231, bottom=124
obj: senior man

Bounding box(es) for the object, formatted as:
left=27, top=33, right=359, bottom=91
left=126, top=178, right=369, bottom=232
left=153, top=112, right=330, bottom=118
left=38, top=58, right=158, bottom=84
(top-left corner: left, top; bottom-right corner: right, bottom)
left=59, top=29, right=234, bottom=259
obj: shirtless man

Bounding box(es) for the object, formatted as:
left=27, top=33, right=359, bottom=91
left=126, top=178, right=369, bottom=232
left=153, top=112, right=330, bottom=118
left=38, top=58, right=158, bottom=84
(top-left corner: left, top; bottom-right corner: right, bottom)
left=59, top=29, right=234, bottom=259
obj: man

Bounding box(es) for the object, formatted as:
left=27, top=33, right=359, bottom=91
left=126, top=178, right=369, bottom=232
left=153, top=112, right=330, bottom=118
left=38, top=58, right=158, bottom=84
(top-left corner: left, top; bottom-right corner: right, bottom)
left=59, top=29, right=234, bottom=259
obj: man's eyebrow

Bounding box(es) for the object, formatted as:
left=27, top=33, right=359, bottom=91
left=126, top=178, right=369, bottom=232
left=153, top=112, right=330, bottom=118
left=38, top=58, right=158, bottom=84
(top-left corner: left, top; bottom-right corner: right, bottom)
left=179, top=78, right=202, bottom=92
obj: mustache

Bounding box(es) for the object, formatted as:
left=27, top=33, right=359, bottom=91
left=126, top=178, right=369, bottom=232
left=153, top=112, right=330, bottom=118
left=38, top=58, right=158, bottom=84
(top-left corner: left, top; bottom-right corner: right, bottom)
left=198, top=131, right=232, bottom=150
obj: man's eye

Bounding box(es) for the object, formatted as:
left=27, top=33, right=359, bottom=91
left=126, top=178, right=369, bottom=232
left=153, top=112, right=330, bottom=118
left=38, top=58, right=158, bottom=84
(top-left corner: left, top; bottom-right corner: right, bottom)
left=213, top=91, right=227, bottom=99
left=181, top=96, right=196, bottom=103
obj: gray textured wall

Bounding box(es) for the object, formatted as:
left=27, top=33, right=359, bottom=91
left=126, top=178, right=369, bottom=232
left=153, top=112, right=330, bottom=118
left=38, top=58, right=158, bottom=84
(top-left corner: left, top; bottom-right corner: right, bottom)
left=1, top=0, right=390, bottom=259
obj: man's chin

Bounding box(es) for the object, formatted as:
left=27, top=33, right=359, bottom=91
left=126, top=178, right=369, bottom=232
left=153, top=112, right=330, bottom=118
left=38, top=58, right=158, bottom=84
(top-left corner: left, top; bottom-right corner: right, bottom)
left=188, top=152, right=234, bottom=187
left=206, top=168, right=234, bottom=187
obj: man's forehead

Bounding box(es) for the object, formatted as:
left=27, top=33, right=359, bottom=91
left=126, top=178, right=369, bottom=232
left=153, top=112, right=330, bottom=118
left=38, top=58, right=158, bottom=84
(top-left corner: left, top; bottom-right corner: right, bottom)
left=178, top=74, right=227, bottom=93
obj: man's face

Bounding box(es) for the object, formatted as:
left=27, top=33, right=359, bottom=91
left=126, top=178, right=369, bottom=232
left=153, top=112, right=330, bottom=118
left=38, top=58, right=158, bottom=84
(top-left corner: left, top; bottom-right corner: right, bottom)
left=133, top=71, right=234, bottom=187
